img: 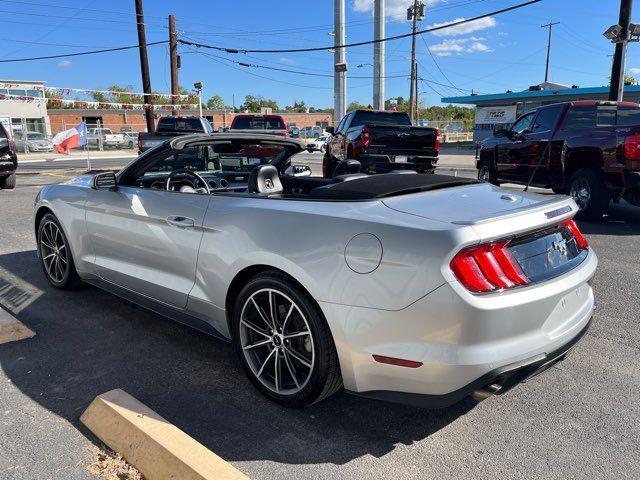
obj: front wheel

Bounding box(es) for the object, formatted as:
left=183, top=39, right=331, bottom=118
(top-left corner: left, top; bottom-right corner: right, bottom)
left=568, top=168, right=610, bottom=220
left=37, top=213, right=82, bottom=289
left=478, top=160, right=499, bottom=186
left=232, top=272, right=342, bottom=407
left=0, top=173, right=16, bottom=189
left=322, top=151, right=337, bottom=178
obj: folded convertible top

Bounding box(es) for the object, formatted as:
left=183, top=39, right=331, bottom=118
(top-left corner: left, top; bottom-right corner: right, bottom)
left=308, top=173, right=478, bottom=200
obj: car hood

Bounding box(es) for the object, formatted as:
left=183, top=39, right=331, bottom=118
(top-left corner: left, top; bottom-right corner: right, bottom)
left=382, top=182, right=563, bottom=225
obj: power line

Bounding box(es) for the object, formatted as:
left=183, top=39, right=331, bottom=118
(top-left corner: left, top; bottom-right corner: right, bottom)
left=178, top=0, right=542, bottom=54
left=0, top=40, right=168, bottom=63
left=419, top=34, right=466, bottom=93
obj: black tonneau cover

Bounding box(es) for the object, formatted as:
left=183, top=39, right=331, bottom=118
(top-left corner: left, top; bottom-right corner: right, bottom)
left=308, top=173, right=478, bottom=200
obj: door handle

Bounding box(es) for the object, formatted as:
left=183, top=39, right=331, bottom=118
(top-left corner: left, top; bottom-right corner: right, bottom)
left=166, top=215, right=195, bottom=228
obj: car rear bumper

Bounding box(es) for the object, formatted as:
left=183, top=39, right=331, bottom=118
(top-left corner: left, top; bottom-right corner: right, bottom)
left=319, top=248, right=597, bottom=408
left=0, top=160, right=16, bottom=175
left=625, top=171, right=640, bottom=188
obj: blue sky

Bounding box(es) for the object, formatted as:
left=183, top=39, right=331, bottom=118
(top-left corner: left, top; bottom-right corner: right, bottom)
left=0, top=0, right=626, bottom=108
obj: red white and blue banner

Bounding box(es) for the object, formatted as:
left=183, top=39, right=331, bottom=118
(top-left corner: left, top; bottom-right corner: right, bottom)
left=52, top=122, right=87, bottom=154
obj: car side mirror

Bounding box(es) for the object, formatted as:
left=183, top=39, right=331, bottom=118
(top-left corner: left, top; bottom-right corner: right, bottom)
left=286, top=164, right=312, bottom=177
left=92, top=171, right=118, bottom=190
left=325, top=126, right=335, bottom=135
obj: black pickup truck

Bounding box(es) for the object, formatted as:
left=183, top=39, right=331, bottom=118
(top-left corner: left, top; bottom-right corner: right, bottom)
left=137, top=116, right=213, bottom=153
left=0, top=124, right=17, bottom=190
left=323, top=110, right=440, bottom=178
left=476, top=100, right=640, bottom=219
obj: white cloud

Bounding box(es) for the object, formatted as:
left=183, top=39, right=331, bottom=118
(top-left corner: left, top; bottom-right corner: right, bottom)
left=278, top=57, right=295, bottom=65
left=427, top=16, right=497, bottom=36
left=629, top=68, right=640, bottom=74
left=429, top=37, right=493, bottom=56
left=353, top=0, right=442, bottom=22
left=57, top=60, right=72, bottom=67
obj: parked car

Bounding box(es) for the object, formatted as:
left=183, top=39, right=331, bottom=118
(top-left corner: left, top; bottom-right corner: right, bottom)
left=300, top=126, right=323, bottom=139
left=289, top=126, right=300, bottom=138
left=120, top=131, right=140, bottom=149
left=138, top=116, right=213, bottom=153
left=13, top=130, right=54, bottom=152
left=35, top=132, right=596, bottom=408
left=87, top=128, right=126, bottom=149
left=324, top=110, right=440, bottom=177
left=306, top=134, right=330, bottom=152
left=476, top=100, right=640, bottom=219
left=230, top=114, right=289, bottom=137
left=0, top=124, right=17, bottom=189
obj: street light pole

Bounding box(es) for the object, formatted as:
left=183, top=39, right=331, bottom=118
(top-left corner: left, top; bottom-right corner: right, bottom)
left=373, top=0, right=385, bottom=110
left=609, top=0, right=634, bottom=101
left=333, top=0, right=347, bottom=124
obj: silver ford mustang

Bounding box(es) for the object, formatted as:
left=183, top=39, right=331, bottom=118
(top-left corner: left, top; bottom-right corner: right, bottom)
left=34, top=134, right=597, bottom=408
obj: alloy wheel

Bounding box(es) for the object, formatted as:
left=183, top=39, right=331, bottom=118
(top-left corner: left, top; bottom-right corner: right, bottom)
left=478, top=166, right=490, bottom=182
left=570, top=177, right=591, bottom=210
left=39, top=220, right=69, bottom=283
left=239, top=288, right=315, bottom=395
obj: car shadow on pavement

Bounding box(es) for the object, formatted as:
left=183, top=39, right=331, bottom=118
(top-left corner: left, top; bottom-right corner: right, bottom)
left=0, top=250, right=474, bottom=466
left=577, top=201, right=640, bottom=236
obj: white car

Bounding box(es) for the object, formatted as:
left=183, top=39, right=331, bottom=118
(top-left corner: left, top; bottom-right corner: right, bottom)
left=306, top=134, right=330, bottom=152
left=86, top=128, right=126, bottom=149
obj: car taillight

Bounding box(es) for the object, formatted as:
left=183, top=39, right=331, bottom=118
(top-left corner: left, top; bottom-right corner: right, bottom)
left=564, top=219, right=589, bottom=250
left=450, top=240, right=529, bottom=293
left=361, top=126, right=370, bottom=148
left=137, top=133, right=143, bottom=153
left=435, top=129, right=442, bottom=151
left=624, top=133, right=640, bottom=161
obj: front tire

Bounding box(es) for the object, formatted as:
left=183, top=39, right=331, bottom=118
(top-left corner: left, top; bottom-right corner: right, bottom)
left=478, top=160, right=499, bottom=186
left=0, top=173, right=16, bottom=189
left=568, top=168, right=610, bottom=220
left=322, top=151, right=337, bottom=178
left=37, top=213, right=82, bottom=289
left=231, top=272, right=342, bottom=407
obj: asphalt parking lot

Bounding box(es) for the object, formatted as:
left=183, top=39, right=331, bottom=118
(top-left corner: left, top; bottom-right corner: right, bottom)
left=1, top=170, right=639, bottom=479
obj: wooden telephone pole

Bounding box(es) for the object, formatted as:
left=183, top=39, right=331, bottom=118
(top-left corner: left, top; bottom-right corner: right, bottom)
left=169, top=14, right=180, bottom=115
left=135, top=0, right=154, bottom=133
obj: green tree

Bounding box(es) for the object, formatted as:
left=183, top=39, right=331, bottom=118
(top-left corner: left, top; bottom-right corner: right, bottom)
left=284, top=100, right=307, bottom=113
left=347, top=101, right=369, bottom=111
left=240, top=94, right=279, bottom=112
left=206, top=94, right=227, bottom=110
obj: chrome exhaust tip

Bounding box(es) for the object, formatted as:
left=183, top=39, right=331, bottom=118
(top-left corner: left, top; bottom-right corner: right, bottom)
left=471, top=383, right=502, bottom=402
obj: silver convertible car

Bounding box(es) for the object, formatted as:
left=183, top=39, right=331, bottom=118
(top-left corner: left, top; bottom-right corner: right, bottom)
left=34, top=134, right=597, bottom=408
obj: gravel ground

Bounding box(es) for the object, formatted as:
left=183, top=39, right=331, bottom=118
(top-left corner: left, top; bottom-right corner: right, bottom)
left=0, top=173, right=638, bottom=480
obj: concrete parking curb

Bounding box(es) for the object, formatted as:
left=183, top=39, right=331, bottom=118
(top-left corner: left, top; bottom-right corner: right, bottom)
left=0, top=308, right=36, bottom=344
left=80, top=389, right=250, bottom=480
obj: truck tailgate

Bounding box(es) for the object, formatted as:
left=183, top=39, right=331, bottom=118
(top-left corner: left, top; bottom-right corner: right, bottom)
left=370, top=125, right=437, bottom=150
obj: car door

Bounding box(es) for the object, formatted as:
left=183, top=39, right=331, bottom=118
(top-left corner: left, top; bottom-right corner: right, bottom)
left=519, top=105, right=563, bottom=185
left=84, top=146, right=211, bottom=309
left=496, top=112, right=535, bottom=180
left=331, top=112, right=352, bottom=161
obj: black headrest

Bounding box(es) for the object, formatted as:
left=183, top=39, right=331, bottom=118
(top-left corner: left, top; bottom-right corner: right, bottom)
left=248, top=164, right=283, bottom=194
left=333, top=159, right=361, bottom=177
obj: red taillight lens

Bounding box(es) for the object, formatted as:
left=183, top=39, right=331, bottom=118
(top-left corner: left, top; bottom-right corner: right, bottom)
left=450, top=240, right=529, bottom=293
left=564, top=219, right=589, bottom=250
left=137, top=133, right=143, bottom=152
left=361, top=126, right=370, bottom=147
left=624, top=133, right=640, bottom=160
left=435, top=129, right=442, bottom=151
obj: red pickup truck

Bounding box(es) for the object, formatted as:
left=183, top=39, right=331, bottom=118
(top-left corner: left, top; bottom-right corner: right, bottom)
left=476, top=100, right=640, bottom=219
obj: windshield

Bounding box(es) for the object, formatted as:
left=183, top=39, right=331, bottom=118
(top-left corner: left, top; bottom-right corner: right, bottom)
left=232, top=116, right=286, bottom=130
left=350, top=111, right=412, bottom=127
left=27, top=132, right=45, bottom=139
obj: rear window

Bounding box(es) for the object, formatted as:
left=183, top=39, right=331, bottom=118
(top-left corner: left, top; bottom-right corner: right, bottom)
left=562, top=104, right=640, bottom=129
left=232, top=116, right=286, bottom=130
left=0, top=125, right=8, bottom=139
left=350, top=111, right=412, bottom=128
left=157, top=117, right=210, bottom=133
left=532, top=106, right=562, bottom=132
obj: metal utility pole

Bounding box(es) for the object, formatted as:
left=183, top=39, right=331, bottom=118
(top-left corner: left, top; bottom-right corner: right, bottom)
left=373, top=0, right=385, bottom=110
left=333, top=0, right=347, bottom=124
left=541, top=21, right=559, bottom=83
left=135, top=0, right=154, bottom=133
left=415, top=62, right=419, bottom=124
left=609, top=0, right=634, bottom=101
left=169, top=14, right=180, bottom=115
left=407, top=0, right=424, bottom=124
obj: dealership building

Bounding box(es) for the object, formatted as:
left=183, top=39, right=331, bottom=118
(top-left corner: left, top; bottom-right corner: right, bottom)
left=0, top=79, right=50, bottom=136
left=442, top=82, right=640, bottom=142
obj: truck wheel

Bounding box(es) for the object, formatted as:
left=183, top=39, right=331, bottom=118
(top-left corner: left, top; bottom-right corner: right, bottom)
left=0, top=173, right=16, bottom=190
left=568, top=168, right=610, bottom=220
left=478, top=161, right=499, bottom=186
left=322, top=152, right=336, bottom=178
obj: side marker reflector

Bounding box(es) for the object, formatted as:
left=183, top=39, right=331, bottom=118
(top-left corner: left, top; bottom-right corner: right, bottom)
left=373, top=354, right=423, bottom=368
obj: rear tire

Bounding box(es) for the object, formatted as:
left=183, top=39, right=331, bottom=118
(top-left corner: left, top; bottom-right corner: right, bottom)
left=0, top=173, right=16, bottom=189
left=37, top=213, right=82, bottom=290
left=568, top=168, right=610, bottom=220
left=323, top=151, right=337, bottom=178
left=231, top=271, right=342, bottom=407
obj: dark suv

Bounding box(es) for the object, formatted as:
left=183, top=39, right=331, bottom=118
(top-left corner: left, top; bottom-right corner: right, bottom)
left=476, top=101, right=640, bottom=219
left=0, top=124, right=17, bottom=190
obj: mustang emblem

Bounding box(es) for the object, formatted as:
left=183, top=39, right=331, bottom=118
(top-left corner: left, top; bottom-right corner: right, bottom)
left=397, top=132, right=410, bottom=138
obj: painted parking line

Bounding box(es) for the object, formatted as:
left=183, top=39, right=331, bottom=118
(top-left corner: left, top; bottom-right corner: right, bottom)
left=81, top=389, right=250, bottom=480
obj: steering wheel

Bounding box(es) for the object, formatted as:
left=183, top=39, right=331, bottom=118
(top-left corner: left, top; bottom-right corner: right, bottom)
left=165, top=169, right=210, bottom=194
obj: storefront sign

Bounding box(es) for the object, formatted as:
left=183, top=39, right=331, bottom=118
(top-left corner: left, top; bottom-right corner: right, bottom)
left=474, top=105, right=518, bottom=125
